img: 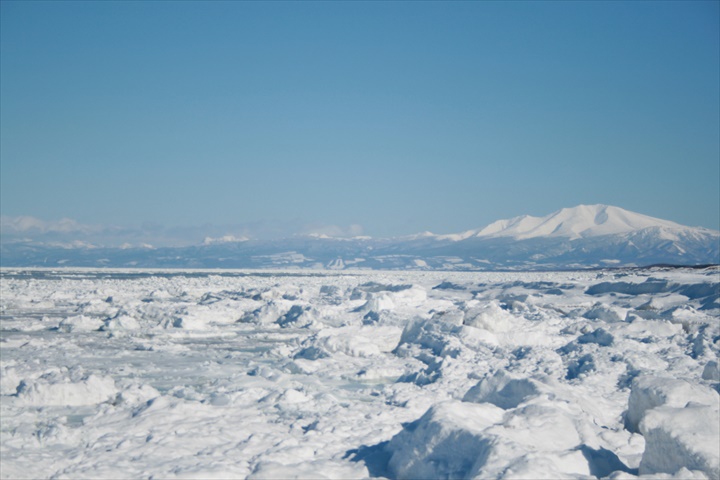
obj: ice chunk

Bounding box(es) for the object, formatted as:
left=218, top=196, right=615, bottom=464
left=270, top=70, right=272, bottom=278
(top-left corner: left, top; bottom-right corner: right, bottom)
left=620, top=315, right=683, bottom=337
left=277, top=388, right=310, bottom=405
left=639, top=403, right=720, bottom=478
left=310, top=325, right=402, bottom=358
left=386, top=400, right=587, bottom=479
left=172, top=314, right=209, bottom=330
left=430, top=309, right=465, bottom=326
left=113, top=383, right=160, bottom=405
left=385, top=401, right=504, bottom=480
left=492, top=450, right=590, bottom=479
left=463, top=301, right=516, bottom=332
left=356, top=285, right=427, bottom=313
left=395, top=318, right=463, bottom=358
left=586, top=279, right=670, bottom=296
left=626, top=376, right=719, bottom=433
left=102, top=314, right=140, bottom=331
left=358, top=292, right=396, bottom=312
left=249, top=460, right=367, bottom=480
left=0, top=366, right=22, bottom=395
left=489, top=403, right=583, bottom=453
left=277, top=305, right=315, bottom=328
left=583, top=304, right=626, bottom=323
left=702, top=361, right=720, bottom=381
left=57, top=315, right=103, bottom=332
left=239, top=302, right=284, bottom=326
left=577, top=328, right=614, bottom=346
left=433, top=281, right=466, bottom=291
left=463, top=370, right=542, bottom=410
left=566, top=354, right=596, bottom=380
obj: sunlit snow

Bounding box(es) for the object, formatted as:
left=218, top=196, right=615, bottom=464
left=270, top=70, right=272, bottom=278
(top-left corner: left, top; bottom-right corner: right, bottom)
left=1, top=267, right=718, bottom=479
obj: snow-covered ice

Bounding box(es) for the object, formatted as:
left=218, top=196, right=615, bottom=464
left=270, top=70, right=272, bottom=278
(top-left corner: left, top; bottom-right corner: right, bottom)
left=1, top=267, right=718, bottom=479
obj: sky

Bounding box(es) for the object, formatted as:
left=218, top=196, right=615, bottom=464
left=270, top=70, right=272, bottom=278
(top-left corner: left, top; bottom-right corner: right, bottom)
left=1, top=1, right=719, bottom=245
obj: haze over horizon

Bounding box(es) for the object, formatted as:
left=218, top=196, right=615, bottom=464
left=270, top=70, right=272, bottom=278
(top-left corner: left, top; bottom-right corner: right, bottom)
left=2, top=1, right=719, bottom=243
left=1, top=203, right=717, bottom=250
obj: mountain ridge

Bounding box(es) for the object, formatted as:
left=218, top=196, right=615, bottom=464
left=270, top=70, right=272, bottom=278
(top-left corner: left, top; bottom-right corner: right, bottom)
left=2, top=205, right=718, bottom=270
left=426, top=204, right=698, bottom=242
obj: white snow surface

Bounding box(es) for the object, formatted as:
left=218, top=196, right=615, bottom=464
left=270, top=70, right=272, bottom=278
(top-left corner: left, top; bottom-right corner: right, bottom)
left=1, top=267, right=718, bottom=479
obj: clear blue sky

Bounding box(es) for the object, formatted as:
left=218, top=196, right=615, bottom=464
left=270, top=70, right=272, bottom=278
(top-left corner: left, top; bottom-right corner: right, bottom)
left=1, top=0, right=718, bottom=241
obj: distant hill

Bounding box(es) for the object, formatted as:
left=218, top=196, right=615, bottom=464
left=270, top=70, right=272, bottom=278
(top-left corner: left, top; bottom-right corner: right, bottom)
left=2, top=205, right=718, bottom=270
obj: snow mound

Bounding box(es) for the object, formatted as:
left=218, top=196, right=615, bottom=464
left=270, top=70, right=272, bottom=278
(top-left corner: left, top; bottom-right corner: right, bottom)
left=16, top=373, right=117, bottom=406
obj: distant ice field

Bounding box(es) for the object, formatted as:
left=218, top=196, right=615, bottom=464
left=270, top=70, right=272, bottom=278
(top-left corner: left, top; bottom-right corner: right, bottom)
left=1, top=268, right=718, bottom=479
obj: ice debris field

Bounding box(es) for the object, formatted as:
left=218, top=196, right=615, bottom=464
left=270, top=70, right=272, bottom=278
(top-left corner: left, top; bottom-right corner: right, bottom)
left=1, top=267, right=718, bottom=479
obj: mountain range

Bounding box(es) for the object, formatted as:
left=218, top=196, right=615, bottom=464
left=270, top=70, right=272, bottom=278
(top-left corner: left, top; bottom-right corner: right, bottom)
left=1, top=205, right=718, bottom=270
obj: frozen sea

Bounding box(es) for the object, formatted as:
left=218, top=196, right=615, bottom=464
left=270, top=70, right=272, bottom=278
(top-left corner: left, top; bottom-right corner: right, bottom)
left=1, top=267, right=718, bottom=479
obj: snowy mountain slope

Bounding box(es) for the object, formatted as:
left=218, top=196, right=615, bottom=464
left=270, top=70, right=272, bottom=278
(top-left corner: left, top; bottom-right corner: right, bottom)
left=441, top=204, right=686, bottom=241
left=1, top=205, right=718, bottom=269
left=485, top=205, right=684, bottom=239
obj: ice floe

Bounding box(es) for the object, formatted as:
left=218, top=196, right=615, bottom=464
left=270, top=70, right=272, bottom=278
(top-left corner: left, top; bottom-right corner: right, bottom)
left=0, top=267, right=718, bottom=479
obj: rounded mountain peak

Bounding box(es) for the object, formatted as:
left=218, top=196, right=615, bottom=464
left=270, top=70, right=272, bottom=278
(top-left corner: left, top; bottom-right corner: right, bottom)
left=476, top=205, right=684, bottom=240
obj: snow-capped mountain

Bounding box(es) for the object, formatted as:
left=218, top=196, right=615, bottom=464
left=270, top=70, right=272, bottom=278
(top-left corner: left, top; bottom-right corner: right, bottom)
left=427, top=205, right=687, bottom=241
left=1, top=205, right=718, bottom=270
left=474, top=204, right=685, bottom=240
